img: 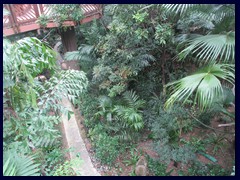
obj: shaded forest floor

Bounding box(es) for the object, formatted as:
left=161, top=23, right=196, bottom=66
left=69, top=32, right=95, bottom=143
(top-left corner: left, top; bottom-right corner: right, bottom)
left=71, top=106, right=235, bottom=176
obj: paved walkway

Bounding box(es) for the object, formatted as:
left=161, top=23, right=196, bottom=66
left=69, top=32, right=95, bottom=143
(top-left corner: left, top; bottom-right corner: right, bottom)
left=61, top=98, right=100, bottom=176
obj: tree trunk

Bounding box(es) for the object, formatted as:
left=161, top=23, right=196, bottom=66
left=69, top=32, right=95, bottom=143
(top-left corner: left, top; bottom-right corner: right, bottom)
left=60, top=27, right=78, bottom=53
left=60, top=27, right=80, bottom=70
left=162, top=49, right=166, bottom=97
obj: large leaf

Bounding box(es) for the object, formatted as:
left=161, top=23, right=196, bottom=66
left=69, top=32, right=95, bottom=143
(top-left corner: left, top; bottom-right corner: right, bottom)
left=179, top=32, right=235, bottom=64
left=164, top=64, right=235, bottom=111
left=162, top=4, right=199, bottom=16
left=3, top=158, right=17, bottom=176
left=3, top=151, right=40, bottom=176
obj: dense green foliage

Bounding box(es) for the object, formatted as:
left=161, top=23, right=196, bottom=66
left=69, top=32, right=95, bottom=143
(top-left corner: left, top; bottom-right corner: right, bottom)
left=37, top=4, right=83, bottom=28
left=3, top=37, right=88, bottom=176
left=95, top=133, right=120, bottom=165
left=178, top=162, right=231, bottom=176
left=4, top=4, right=235, bottom=176
left=147, top=156, right=172, bottom=176
left=69, top=4, right=234, bottom=175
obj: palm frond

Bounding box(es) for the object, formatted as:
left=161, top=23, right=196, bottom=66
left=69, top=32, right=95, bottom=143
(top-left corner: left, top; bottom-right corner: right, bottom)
left=165, top=64, right=235, bottom=111
left=98, top=95, right=112, bottom=109
left=114, top=105, right=144, bottom=131
left=3, top=151, right=40, bottom=176
left=3, top=158, right=17, bottom=176
left=179, top=32, right=235, bottom=64
left=123, top=90, right=145, bottom=109
left=162, top=4, right=199, bottom=16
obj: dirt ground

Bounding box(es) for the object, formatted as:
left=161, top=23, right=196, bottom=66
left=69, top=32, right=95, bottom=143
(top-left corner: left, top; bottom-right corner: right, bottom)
left=70, top=106, right=235, bottom=176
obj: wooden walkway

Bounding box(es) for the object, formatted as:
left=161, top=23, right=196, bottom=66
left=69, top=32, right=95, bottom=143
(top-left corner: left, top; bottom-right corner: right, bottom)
left=3, top=4, right=102, bottom=36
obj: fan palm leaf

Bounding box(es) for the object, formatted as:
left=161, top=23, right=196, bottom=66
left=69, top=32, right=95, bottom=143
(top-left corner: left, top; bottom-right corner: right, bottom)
left=163, top=4, right=234, bottom=22
left=179, top=32, right=235, bottom=64
left=164, top=64, right=235, bottom=111
left=3, top=150, right=40, bottom=176
left=3, top=158, right=17, bottom=176
left=162, top=4, right=199, bottom=16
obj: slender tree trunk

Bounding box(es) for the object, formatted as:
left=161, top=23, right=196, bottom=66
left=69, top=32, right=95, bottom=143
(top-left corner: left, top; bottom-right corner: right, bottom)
left=162, top=49, right=166, bottom=97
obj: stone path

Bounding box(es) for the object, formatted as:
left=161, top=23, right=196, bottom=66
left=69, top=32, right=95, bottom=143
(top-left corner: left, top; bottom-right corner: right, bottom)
left=61, top=98, right=101, bottom=176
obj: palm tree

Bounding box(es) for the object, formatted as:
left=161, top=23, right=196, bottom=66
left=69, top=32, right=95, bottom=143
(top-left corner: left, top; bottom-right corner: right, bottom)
left=164, top=64, right=234, bottom=111
left=163, top=4, right=235, bottom=110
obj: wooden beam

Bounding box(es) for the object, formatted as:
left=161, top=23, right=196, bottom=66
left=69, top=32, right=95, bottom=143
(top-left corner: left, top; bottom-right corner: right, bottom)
left=3, top=28, right=15, bottom=36
left=18, top=23, right=40, bottom=33
left=80, top=14, right=101, bottom=24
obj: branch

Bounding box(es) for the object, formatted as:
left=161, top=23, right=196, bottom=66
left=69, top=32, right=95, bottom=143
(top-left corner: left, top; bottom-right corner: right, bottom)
left=218, top=123, right=235, bottom=127
left=188, top=112, right=235, bottom=134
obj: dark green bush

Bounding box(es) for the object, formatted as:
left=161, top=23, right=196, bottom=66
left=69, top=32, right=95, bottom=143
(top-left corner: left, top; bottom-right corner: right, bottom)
left=179, top=162, right=231, bottom=176
left=95, top=134, right=120, bottom=165
left=147, top=156, right=172, bottom=176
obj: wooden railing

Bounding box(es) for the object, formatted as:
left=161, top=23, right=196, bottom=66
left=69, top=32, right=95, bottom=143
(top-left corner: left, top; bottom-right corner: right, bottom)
left=3, top=4, right=103, bottom=36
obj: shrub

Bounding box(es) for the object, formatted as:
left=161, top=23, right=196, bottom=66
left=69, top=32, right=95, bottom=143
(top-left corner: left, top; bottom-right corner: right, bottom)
left=147, top=156, right=172, bottom=176
left=95, top=134, right=120, bottom=165
left=179, top=162, right=231, bottom=176
left=53, top=158, right=83, bottom=176
left=153, top=140, right=196, bottom=165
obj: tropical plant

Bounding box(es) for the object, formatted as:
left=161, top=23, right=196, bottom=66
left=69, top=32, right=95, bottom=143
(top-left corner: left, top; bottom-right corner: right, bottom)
left=178, top=32, right=235, bottom=64
left=165, top=64, right=235, bottom=111
left=179, top=161, right=231, bottom=176
left=95, top=133, right=120, bottom=165
left=114, top=90, right=145, bottom=131
left=147, top=156, right=173, bottom=176
left=180, top=137, right=206, bottom=153
left=3, top=150, right=40, bottom=176
left=36, top=14, right=50, bottom=27
left=164, top=4, right=235, bottom=111
left=205, top=133, right=225, bottom=154
left=123, top=148, right=141, bottom=167
left=154, top=140, right=196, bottom=165
left=53, top=157, right=83, bottom=176
left=94, top=95, right=114, bottom=121
left=3, top=35, right=88, bottom=176
left=64, top=44, right=95, bottom=62
left=47, top=4, right=83, bottom=27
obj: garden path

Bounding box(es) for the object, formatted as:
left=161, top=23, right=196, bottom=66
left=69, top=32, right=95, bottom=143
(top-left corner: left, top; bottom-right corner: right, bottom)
left=61, top=98, right=101, bottom=176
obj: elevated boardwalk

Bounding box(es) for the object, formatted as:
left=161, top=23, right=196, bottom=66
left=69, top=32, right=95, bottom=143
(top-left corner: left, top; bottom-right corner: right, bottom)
left=3, top=4, right=102, bottom=36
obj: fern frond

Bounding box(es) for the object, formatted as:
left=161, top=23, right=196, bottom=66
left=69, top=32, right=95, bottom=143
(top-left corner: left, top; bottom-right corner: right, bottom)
left=131, top=54, right=156, bottom=71
left=123, top=90, right=145, bottom=109
left=64, top=44, right=94, bottom=61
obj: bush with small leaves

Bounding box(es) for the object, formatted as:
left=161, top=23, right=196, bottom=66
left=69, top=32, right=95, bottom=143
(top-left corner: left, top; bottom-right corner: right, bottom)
left=95, top=134, right=120, bottom=165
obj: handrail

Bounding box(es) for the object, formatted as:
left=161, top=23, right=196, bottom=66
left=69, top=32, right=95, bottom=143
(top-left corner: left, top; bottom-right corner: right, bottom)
left=3, top=4, right=102, bottom=36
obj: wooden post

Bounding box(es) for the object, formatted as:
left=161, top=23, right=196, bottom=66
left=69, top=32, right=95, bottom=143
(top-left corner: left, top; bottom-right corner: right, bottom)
left=8, top=4, right=19, bottom=34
